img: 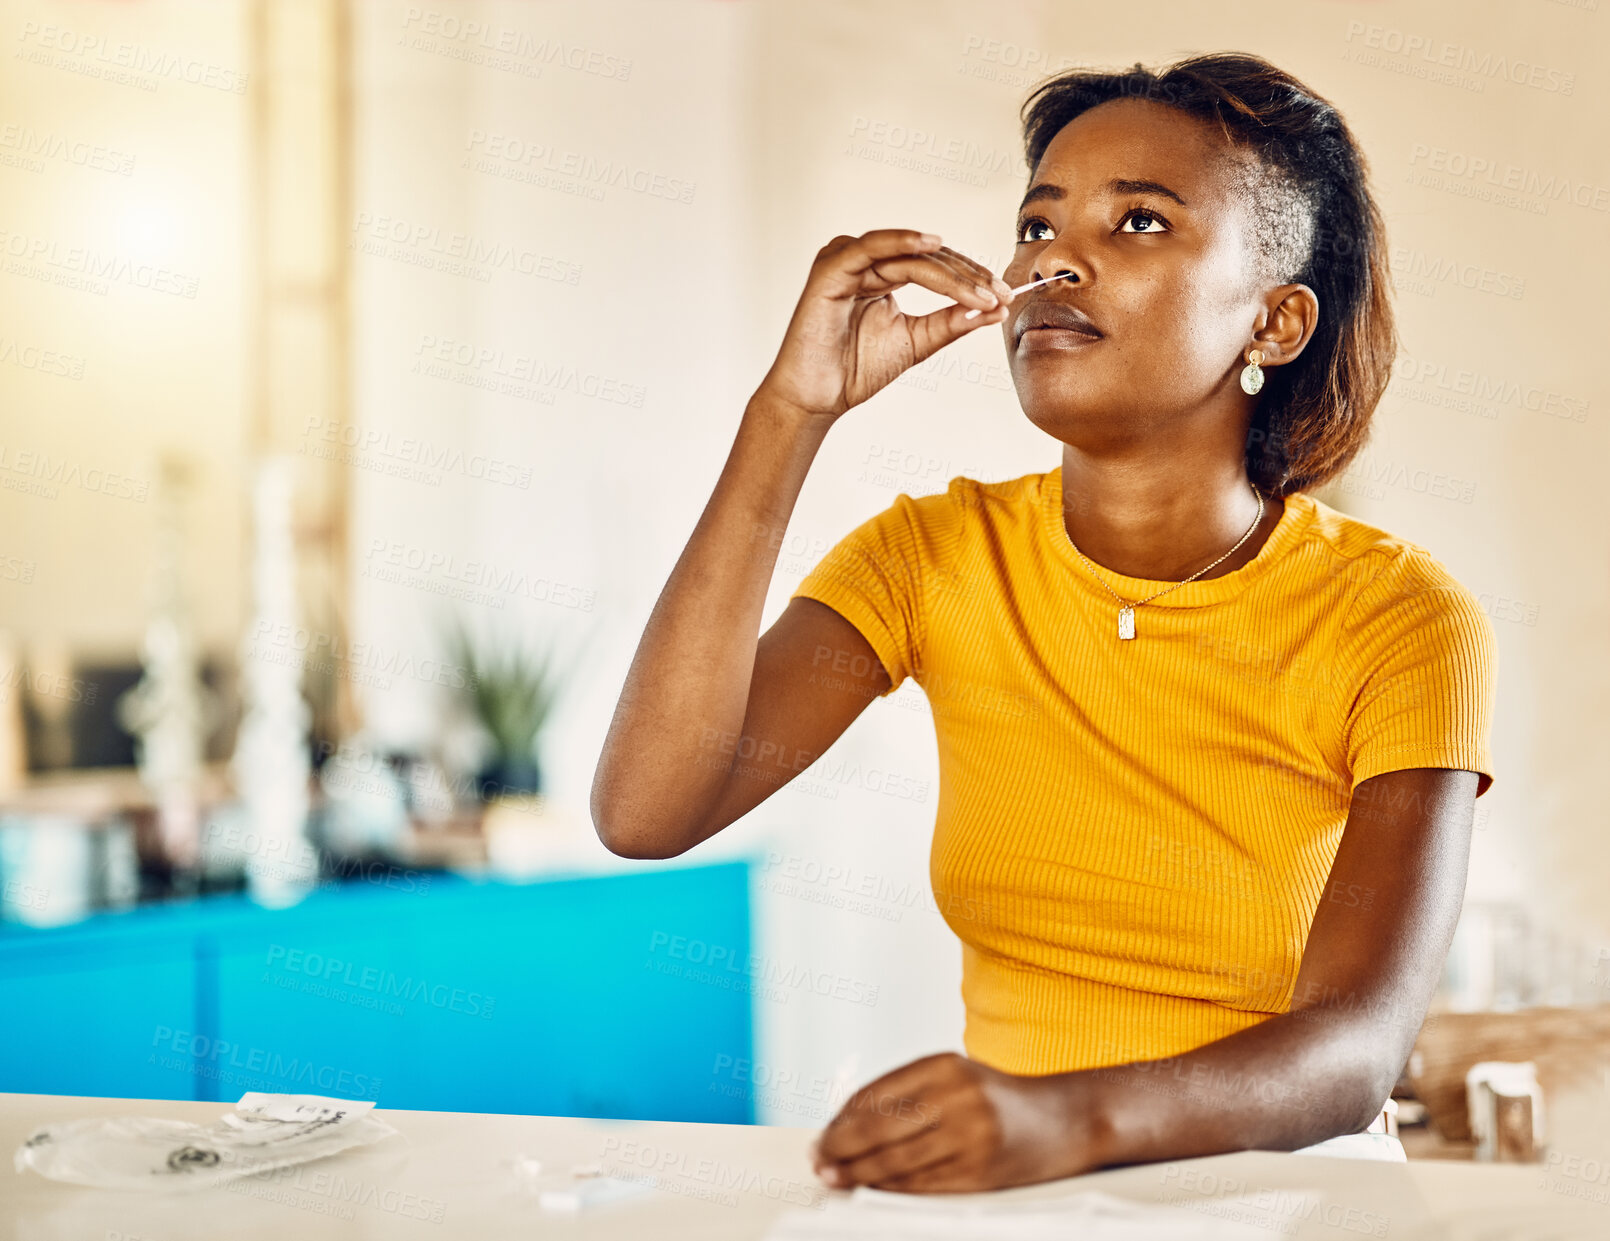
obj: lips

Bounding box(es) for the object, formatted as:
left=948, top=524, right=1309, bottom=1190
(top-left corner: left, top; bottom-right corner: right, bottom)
left=1012, top=299, right=1103, bottom=344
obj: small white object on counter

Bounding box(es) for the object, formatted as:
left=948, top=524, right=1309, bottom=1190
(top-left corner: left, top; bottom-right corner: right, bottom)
left=539, top=1173, right=658, bottom=1213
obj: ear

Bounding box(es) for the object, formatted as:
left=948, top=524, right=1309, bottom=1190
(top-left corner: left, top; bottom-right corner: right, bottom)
left=1252, top=283, right=1320, bottom=368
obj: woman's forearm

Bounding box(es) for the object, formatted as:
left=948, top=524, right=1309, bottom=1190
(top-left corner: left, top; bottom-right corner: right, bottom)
left=590, top=392, right=832, bottom=858
left=1073, top=1006, right=1400, bottom=1169
left=808, top=1003, right=1406, bottom=1192
left=593, top=229, right=1008, bottom=859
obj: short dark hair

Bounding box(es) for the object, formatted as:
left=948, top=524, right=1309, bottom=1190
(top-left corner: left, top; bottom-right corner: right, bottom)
left=1020, top=52, right=1396, bottom=498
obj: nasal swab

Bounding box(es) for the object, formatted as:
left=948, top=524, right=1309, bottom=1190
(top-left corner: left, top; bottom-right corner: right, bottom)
left=962, top=271, right=1072, bottom=319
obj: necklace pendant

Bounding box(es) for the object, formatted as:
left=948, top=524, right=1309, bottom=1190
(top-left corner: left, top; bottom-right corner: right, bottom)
left=1117, top=605, right=1135, bottom=640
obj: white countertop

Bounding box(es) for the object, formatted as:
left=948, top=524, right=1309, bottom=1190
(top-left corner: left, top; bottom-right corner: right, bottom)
left=2, top=1093, right=1604, bottom=1239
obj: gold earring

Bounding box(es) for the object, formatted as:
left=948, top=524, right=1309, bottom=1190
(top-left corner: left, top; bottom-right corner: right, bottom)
left=1239, top=348, right=1265, bottom=395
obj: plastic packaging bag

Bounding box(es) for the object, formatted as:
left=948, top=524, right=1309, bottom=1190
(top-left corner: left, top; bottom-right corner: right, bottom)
left=14, top=1093, right=397, bottom=1191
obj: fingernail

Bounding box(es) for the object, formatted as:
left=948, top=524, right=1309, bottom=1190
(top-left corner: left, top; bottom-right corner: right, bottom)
left=919, top=233, right=942, bottom=246
left=992, top=277, right=1013, bottom=299
left=975, top=285, right=998, bottom=306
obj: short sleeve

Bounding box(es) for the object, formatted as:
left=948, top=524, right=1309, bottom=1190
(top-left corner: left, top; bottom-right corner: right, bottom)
left=1337, top=549, right=1498, bottom=798
left=790, top=486, right=964, bottom=699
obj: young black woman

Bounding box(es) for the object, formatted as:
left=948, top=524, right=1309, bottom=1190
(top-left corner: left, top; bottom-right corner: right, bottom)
left=591, top=52, right=1495, bottom=1192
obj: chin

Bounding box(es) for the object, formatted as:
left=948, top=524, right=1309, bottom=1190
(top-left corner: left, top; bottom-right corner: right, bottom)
left=1015, top=388, right=1112, bottom=438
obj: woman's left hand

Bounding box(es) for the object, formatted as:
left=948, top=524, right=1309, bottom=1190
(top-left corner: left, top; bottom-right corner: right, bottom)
left=809, top=1052, right=1104, bottom=1193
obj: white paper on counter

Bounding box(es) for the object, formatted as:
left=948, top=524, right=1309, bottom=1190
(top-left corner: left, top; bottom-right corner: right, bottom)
left=14, top=1093, right=397, bottom=1191
left=765, top=1185, right=1327, bottom=1240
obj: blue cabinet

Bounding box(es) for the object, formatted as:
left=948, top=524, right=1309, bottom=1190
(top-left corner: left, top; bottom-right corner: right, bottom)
left=0, top=863, right=753, bottom=1123
left=1, top=934, right=197, bottom=1100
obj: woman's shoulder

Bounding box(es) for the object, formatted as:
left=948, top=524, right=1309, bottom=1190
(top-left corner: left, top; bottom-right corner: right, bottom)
left=909, top=469, right=1055, bottom=523
left=1294, top=492, right=1495, bottom=655
left=1295, top=491, right=1478, bottom=596
left=861, top=469, right=1052, bottom=536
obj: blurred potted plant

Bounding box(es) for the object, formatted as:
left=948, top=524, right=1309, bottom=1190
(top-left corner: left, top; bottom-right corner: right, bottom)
left=446, top=623, right=564, bottom=800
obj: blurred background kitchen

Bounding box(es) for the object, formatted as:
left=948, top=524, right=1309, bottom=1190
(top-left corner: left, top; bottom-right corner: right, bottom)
left=2, top=0, right=1606, bottom=1159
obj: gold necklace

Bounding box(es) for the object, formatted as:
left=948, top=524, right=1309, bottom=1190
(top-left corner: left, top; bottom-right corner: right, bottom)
left=1065, top=484, right=1265, bottom=641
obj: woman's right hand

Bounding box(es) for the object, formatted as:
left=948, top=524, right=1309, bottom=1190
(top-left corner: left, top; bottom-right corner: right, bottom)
left=756, top=229, right=1014, bottom=423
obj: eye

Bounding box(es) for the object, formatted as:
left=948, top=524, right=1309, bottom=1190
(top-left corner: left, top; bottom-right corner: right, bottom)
left=1118, top=208, right=1170, bottom=234
left=1015, top=215, right=1053, bottom=244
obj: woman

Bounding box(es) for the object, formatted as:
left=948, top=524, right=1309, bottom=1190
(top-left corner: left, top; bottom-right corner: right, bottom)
left=591, top=52, right=1495, bottom=1192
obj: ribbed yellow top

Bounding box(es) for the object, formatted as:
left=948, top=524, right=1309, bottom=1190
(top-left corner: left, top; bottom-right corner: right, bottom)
left=792, top=467, right=1497, bottom=1075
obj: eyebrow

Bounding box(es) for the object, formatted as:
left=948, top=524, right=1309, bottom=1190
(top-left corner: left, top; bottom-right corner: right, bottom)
left=1017, top=177, right=1188, bottom=215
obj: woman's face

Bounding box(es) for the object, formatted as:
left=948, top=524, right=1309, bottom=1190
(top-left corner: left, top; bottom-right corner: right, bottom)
left=1003, top=97, right=1273, bottom=448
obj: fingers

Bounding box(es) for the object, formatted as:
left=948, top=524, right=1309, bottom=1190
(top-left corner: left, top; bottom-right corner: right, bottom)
left=929, top=244, right=1011, bottom=300
left=826, top=1124, right=958, bottom=1189
left=864, top=254, right=1006, bottom=312
left=906, top=300, right=1009, bottom=365
left=818, top=229, right=944, bottom=275
left=815, top=231, right=1011, bottom=311
left=814, top=1054, right=952, bottom=1165
left=867, top=1154, right=971, bottom=1194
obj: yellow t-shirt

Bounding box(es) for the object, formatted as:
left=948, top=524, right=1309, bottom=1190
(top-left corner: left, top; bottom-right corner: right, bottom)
left=791, top=467, right=1497, bottom=1076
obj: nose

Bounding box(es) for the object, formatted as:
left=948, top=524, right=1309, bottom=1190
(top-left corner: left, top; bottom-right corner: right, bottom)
left=1032, top=260, right=1080, bottom=286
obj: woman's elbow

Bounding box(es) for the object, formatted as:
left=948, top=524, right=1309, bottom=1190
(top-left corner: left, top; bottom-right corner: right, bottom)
left=589, top=796, right=693, bottom=861
left=597, top=828, right=685, bottom=861
left=1328, top=1046, right=1401, bottom=1136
